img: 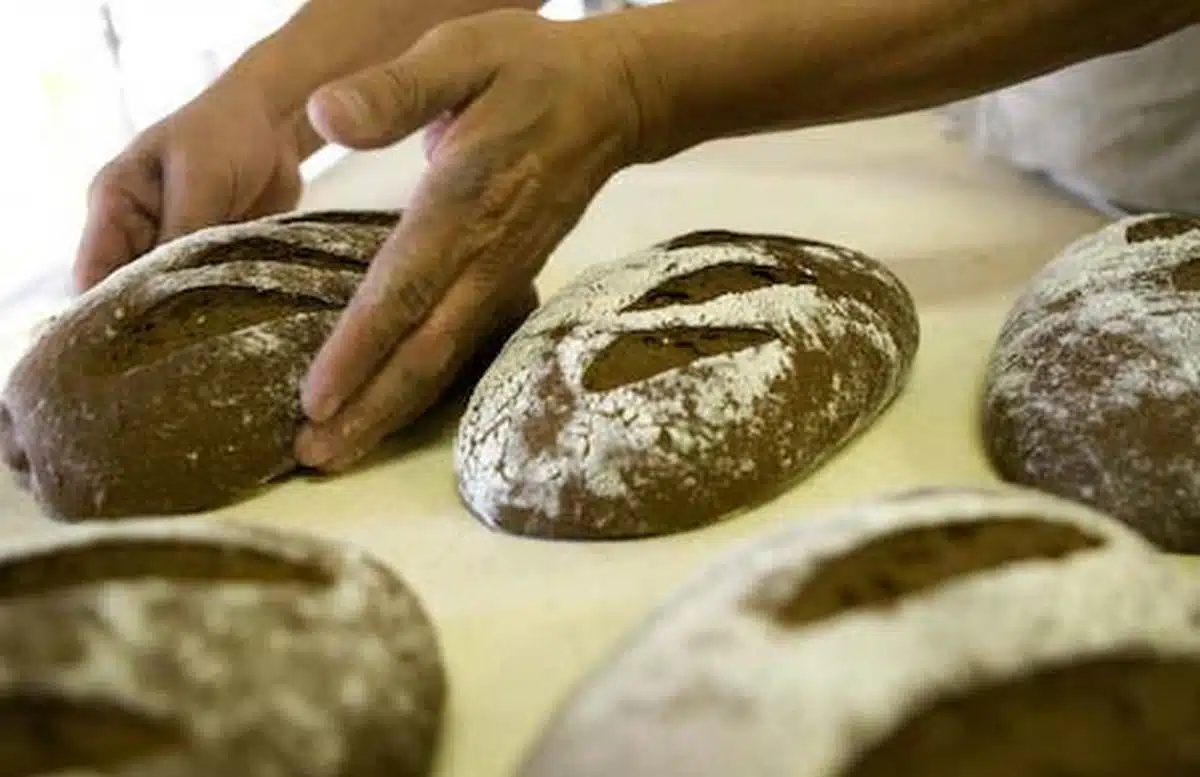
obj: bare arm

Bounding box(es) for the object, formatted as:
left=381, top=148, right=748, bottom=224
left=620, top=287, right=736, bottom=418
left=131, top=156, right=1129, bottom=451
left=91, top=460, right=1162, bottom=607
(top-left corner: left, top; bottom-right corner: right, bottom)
left=612, top=0, right=1200, bottom=161
left=220, top=0, right=545, bottom=157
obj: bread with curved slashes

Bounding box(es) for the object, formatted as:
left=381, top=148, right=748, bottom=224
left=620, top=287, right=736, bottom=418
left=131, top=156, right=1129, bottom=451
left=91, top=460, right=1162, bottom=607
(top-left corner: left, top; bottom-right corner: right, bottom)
left=516, top=486, right=1197, bottom=777
left=0, top=210, right=397, bottom=520
left=0, top=209, right=534, bottom=521
left=0, top=519, right=445, bottom=776
left=982, top=213, right=1200, bottom=552
left=454, top=230, right=920, bottom=540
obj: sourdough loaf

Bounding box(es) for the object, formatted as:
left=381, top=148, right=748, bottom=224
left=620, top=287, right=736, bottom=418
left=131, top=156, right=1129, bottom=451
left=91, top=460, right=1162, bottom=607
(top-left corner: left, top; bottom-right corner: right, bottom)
left=0, top=209, right=529, bottom=521
left=0, top=519, right=445, bottom=776
left=454, top=230, right=920, bottom=540
left=982, top=213, right=1200, bottom=552
left=516, top=486, right=1190, bottom=777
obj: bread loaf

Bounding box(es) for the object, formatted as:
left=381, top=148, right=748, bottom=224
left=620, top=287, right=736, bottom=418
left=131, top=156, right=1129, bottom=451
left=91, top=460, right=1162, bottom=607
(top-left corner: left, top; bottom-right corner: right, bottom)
left=0, top=519, right=445, bottom=776
left=982, top=213, right=1200, bottom=552
left=454, top=230, right=919, bottom=540
left=516, top=486, right=1187, bottom=777
left=0, top=209, right=531, bottom=521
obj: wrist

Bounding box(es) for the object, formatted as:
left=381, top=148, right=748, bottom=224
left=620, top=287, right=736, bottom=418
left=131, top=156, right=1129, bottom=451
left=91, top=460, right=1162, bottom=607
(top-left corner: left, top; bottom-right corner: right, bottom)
left=588, top=8, right=675, bottom=165
left=214, top=32, right=311, bottom=125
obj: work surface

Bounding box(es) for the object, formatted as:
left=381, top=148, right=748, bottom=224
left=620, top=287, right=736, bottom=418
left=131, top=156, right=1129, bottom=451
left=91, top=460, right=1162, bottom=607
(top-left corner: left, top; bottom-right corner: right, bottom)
left=0, top=110, right=1172, bottom=775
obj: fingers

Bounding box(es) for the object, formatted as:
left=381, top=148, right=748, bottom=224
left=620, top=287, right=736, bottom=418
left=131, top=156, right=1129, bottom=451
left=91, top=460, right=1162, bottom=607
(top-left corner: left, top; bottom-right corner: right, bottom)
left=158, top=145, right=237, bottom=244
left=73, top=154, right=162, bottom=292
left=295, top=271, right=519, bottom=472
left=300, top=133, right=502, bottom=423
left=306, top=21, right=494, bottom=150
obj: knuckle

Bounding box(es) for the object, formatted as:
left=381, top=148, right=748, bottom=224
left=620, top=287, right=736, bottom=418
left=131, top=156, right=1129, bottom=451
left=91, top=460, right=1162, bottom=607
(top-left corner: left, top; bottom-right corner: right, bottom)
left=374, top=62, right=424, bottom=117
left=421, top=16, right=481, bottom=53
left=387, top=274, right=441, bottom=323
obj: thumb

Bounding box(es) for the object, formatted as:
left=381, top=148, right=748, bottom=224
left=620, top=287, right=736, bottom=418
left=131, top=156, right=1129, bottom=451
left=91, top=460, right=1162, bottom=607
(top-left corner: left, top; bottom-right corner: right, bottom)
left=307, top=23, right=493, bottom=150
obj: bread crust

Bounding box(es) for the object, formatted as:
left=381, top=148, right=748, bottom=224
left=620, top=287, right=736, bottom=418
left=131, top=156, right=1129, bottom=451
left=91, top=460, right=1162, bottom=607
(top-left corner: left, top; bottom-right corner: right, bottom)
left=454, top=230, right=920, bottom=540
left=982, top=213, right=1200, bottom=552
left=0, top=210, right=397, bottom=520
left=0, top=519, right=445, bottom=776
left=516, top=486, right=1188, bottom=777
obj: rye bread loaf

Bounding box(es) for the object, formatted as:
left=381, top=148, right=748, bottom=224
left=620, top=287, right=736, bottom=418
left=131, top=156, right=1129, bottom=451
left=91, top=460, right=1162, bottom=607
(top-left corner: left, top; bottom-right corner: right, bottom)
left=454, top=230, right=920, bottom=540
left=0, top=209, right=531, bottom=521
left=982, top=213, right=1200, bottom=553
left=516, top=485, right=1187, bottom=777
left=0, top=519, right=445, bottom=776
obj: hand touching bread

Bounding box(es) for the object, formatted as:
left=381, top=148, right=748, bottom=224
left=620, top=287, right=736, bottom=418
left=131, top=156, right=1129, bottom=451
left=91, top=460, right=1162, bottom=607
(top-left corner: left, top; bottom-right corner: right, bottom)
left=294, top=10, right=648, bottom=471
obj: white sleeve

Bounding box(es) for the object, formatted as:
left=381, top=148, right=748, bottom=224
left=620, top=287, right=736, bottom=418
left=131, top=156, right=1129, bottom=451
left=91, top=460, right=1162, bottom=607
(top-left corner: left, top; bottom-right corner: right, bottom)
left=939, top=24, right=1200, bottom=218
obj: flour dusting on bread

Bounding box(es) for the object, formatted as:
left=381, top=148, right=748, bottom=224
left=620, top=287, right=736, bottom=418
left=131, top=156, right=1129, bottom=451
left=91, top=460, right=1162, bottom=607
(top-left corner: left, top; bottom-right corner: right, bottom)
left=0, top=519, right=445, bottom=775
left=456, top=231, right=920, bottom=539
left=0, top=210, right=398, bottom=519
left=983, top=213, right=1200, bottom=550
left=517, top=486, right=1192, bottom=777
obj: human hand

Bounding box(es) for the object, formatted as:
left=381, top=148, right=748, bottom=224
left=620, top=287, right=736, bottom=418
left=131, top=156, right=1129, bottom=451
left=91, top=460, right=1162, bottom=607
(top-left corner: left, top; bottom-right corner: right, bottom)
left=294, top=9, right=650, bottom=471
left=74, top=83, right=315, bottom=291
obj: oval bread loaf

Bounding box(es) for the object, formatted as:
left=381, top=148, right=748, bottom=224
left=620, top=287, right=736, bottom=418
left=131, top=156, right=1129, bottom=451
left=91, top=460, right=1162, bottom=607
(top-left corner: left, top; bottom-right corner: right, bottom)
left=0, top=519, right=445, bottom=776
left=982, top=213, right=1200, bottom=552
left=454, top=230, right=920, bottom=540
left=0, top=209, right=396, bottom=519
left=516, top=485, right=1184, bottom=777
left=0, top=210, right=533, bottom=521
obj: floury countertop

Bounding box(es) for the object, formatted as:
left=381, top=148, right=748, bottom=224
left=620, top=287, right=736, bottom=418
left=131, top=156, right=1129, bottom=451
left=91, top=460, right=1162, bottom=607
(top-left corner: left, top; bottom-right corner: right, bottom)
left=0, top=110, right=1176, bottom=776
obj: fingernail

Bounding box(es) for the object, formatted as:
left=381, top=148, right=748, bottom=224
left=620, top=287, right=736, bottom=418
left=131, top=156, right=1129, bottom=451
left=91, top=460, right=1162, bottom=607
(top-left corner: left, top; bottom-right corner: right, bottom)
left=295, top=426, right=332, bottom=469
left=324, top=86, right=372, bottom=133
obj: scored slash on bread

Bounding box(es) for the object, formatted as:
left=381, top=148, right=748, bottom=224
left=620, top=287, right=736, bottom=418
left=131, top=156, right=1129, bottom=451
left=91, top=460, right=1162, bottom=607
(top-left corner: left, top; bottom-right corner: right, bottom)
left=0, top=209, right=398, bottom=520
left=982, top=213, right=1200, bottom=553
left=0, top=209, right=536, bottom=522
left=0, top=519, right=445, bottom=776
left=454, top=230, right=921, bottom=540
left=515, top=485, right=1200, bottom=777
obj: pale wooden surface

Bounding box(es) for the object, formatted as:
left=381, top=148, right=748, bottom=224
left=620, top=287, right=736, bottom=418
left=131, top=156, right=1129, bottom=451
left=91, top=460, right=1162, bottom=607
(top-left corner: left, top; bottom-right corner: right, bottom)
left=1, top=110, right=1175, bottom=776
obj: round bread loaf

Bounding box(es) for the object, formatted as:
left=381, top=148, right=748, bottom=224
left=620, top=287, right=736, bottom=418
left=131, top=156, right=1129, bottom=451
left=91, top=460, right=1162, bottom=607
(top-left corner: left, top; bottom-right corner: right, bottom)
left=982, top=213, right=1200, bottom=552
left=0, top=519, right=445, bottom=776
left=454, top=230, right=920, bottom=540
left=516, top=485, right=1188, bottom=777
left=0, top=210, right=532, bottom=521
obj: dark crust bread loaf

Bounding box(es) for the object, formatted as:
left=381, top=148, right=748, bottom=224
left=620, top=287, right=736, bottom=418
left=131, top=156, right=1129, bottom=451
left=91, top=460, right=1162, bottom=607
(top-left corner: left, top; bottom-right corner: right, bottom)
left=0, top=519, right=445, bottom=776
left=981, top=213, right=1200, bottom=553
left=453, top=230, right=920, bottom=540
left=0, top=209, right=397, bottom=519
left=516, top=486, right=1184, bottom=777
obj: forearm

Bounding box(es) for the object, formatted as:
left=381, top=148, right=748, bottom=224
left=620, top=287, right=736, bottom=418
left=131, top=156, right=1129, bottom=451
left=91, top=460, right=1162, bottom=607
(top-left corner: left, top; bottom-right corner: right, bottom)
left=217, top=0, right=543, bottom=153
left=614, top=0, right=1200, bottom=162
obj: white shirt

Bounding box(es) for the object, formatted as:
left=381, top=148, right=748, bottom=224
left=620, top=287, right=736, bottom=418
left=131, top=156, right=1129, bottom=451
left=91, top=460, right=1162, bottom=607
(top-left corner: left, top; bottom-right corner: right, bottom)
left=941, top=24, right=1200, bottom=217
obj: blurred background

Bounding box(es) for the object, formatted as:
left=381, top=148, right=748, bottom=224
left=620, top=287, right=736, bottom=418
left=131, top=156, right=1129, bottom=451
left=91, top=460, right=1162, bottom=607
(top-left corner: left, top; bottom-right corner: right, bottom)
left=0, top=0, right=654, bottom=317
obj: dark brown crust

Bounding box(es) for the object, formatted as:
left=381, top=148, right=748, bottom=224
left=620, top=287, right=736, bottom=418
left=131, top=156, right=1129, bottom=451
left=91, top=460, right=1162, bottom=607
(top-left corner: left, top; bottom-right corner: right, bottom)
left=982, top=214, right=1200, bottom=553
left=0, top=691, right=185, bottom=776
left=1125, top=214, right=1200, bottom=243
left=582, top=327, right=778, bottom=391
left=273, top=209, right=403, bottom=228
left=622, top=261, right=815, bottom=312
left=0, top=212, right=396, bottom=521
left=743, top=518, right=1103, bottom=629
left=0, top=522, right=446, bottom=777
left=456, top=230, right=920, bottom=539
left=843, top=653, right=1200, bottom=776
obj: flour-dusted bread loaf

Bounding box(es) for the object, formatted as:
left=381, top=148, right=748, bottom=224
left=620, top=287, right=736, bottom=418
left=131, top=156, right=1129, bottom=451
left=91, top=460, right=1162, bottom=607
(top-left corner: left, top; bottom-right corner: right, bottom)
left=0, top=209, right=532, bottom=521
left=0, top=209, right=396, bottom=519
left=454, top=230, right=920, bottom=540
left=516, top=486, right=1190, bottom=777
left=982, top=213, right=1200, bottom=552
left=0, top=519, right=445, bottom=776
